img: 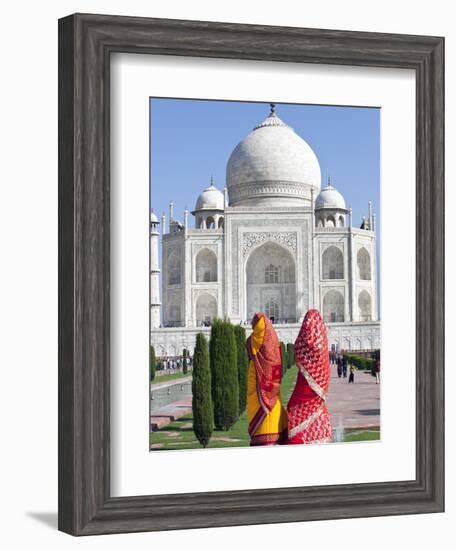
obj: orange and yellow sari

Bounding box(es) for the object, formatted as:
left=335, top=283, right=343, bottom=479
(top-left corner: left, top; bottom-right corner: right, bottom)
left=246, top=313, right=288, bottom=446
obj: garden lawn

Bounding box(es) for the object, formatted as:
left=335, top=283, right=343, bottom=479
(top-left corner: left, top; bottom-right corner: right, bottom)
left=151, top=371, right=191, bottom=385
left=150, top=367, right=297, bottom=450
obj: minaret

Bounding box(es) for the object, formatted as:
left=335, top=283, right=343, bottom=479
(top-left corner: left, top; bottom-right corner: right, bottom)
left=368, top=201, right=373, bottom=230
left=150, top=211, right=161, bottom=328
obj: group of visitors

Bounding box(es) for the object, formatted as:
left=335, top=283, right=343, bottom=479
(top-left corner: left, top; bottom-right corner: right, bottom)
left=332, top=353, right=349, bottom=379
left=330, top=350, right=380, bottom=384
left=197, top=320, right=212, bottom=327
left=163, top=356, right=192, bottom=371
left=246, top=309, right=332, bottom=446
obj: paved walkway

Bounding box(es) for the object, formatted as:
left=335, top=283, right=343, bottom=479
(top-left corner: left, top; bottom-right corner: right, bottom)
left=326, top=362, right=380, bottom=430
left=151, top=375, right=192, bottom=391
left=150, top=398, right=192, bottom=431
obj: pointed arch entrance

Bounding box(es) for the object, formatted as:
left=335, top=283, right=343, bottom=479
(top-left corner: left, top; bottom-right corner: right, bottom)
left=245, top=241, right=296, bottom=323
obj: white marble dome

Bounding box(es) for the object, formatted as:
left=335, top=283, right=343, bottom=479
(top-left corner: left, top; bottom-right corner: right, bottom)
left=150, top=211, right=159, bottom=223
left=226, top=106, right=321, bottom=206
left=194, top=183, right=224, bottom=212
left=315, top=182, right=346, bottom=210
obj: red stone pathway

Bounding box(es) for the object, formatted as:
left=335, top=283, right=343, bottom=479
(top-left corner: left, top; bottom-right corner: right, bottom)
left=150, top=398, right=192, bottom=431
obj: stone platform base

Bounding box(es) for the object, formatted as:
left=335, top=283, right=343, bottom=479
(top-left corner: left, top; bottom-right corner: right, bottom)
left=151, top=321, right=380, bottom=358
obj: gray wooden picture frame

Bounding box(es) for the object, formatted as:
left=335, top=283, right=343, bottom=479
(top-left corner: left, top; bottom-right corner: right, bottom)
left=58, top=13, right=445, bottom=536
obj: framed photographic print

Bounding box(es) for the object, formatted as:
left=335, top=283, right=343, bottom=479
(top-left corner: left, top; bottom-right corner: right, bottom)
left=58, top=13, right=444, bottom=535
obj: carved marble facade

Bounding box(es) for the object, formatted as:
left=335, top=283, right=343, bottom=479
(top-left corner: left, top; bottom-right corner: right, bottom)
left=153, top=105, right=379, bottom=353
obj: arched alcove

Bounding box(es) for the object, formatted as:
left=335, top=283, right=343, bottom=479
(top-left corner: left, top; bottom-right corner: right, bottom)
left=206, top=216, right=215, bottom=229
left=195, top=293, right=217, bottom=325
left=358, top=290, right=372, bottom=321
left=322, top=246, right=344, bottom=279
left=265, top=264, right=279, bottom=284
left=322, top=289, right=344, bottom=323
left=357, top=248, right=371, bottom=280
left=218, top=217, right=224, bottom=229
left=326, top=215, right=336, bottom=227
left=245, top=241, right=296, bottom=323
left=338, top=215, right=345, bottom=227
left=167, top=250, right=181, bottom=285
left=167, top=293, right=182, bottom=326
left=264, top=298, right=279, bottom=323
left=195, top=248, right=217, bottom=282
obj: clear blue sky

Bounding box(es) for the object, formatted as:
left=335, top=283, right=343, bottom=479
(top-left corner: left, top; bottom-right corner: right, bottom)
left=149, top=98, right=380, bottom=303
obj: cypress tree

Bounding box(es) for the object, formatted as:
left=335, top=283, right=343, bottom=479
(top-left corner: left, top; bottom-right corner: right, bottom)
left=280, top=341, right=286, bottom=378
left=234, top=325, right=248, bottom=415
left=287, top=343, right=295, bottom=369
left=210, top=320, right=239, bottom=430
left=182, top=348, right=188, bottom=374
left=192, top=333, right=213, bottom=448
left=150, top=345, right=157, bottom=381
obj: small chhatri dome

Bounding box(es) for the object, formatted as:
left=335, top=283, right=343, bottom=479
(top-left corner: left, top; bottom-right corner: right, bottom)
left=315, top=177, right=346, bottom=209
left=226, top=103, right=321, bottom=206
left=150, top=211, right=159, bottom=223
left=193, top=179, right=224, bottom=212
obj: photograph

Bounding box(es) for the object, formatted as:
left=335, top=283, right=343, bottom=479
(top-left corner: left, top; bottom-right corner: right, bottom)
left=149, top=98, right=381, bottom=451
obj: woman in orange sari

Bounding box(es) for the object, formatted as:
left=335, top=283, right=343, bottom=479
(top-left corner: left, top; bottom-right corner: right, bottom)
left=246, top=313, right=288, bottom=446
left=287, top=309, right=332, bottom=444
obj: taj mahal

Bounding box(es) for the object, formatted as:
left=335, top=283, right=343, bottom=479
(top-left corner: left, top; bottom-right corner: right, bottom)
left=150, top=104, right=380, bottom=358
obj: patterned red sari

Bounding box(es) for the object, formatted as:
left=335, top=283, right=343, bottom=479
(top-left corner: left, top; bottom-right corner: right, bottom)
left=287, top=309, right=332, bottom=444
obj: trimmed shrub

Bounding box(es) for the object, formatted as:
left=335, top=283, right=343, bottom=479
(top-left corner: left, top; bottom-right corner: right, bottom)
left=149, top=345, right=157, bottom=381
left=210, top=320, right=239, bottom=430
left=287, top=343, right=295, bottom=369
left=343, top=352, right=375, bottom=372
left=182, top=348, right=188, bottom=374
left=192, top=334, right=213, bottom=448
left=234, top=325, right=249, bottom=415
left=280, top=341, right=286, bottom=378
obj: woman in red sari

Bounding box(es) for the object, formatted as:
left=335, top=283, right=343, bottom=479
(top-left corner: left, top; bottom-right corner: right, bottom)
left=287, top=309, right=332, bottom=444
left=246, top=313, right=288, bottom=446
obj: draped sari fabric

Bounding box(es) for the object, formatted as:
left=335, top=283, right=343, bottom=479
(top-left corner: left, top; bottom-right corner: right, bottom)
left=246, top=313, right=288, bottom=446
left=287, top=309, right=332, bottom=444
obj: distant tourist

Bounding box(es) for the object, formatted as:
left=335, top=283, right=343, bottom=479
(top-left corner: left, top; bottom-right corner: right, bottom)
left=342, top=356, right=348, bottom=378
left=348, top=364, right=355, bottom=383
left=374, top=351, right=381, bottom=384
left=337, top=355, right=343, bottom=378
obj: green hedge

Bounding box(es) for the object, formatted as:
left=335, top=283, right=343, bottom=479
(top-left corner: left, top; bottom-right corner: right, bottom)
left=343, top=352, right=375, bottom=374
left=280, top=341, right=286, bottom=378
left=182, top=348, right=188, bottom=374
left=234, top=325, right=248, bottom=415
left=150, top=345, right=157, bottom=381
left=286, top=343, right=295, bottom=369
